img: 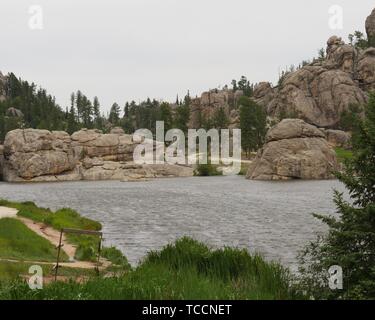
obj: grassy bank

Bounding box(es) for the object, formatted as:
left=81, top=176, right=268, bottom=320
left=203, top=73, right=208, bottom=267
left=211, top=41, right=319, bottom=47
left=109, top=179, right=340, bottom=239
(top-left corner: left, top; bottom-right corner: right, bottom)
left=0, top=218, right=68, bottom=262
left=0, top=237, right=300, bottom=300
left=0, top=200, right=102, bottom=262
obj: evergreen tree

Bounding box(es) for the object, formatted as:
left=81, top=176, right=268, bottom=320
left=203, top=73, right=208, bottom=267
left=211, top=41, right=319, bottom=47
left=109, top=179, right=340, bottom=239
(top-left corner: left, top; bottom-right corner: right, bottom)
left=66, top=93, right=78, bottom=134
left=174, top=103, right=190, bottom=133
left=213, top=107, right=229, bottom=130
left=231, top=80, right=238, bottom=92
left=75, top=90, right=83, bottom=123
left=184, top=91, right=191, bottom=106
left=123, top=102, right=130, bottom=118
left=109, top=102, right=121, bottom=125
left=239, top=96, right=267, bottom=156
left=0, top=73, right=68, bottom=139
left=237, top=76, right=253, bottom=97
left=159, top=102, right=173, bottom=132
left=299, top=93, right=375, bottom=299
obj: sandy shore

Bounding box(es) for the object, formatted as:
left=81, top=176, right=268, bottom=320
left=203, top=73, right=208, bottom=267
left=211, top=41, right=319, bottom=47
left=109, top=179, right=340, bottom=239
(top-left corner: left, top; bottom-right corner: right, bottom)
left=0, top=206, right=18, bottom=219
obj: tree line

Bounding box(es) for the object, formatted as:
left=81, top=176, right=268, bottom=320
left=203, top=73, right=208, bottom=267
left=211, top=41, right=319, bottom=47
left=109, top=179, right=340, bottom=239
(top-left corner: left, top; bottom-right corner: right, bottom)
left=0, top=73, right=267, bottom=156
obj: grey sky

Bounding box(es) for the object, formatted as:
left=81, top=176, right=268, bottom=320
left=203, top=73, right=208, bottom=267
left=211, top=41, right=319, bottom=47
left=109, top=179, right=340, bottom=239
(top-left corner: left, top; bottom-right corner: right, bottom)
left=0, top=0, right=374, bottom=113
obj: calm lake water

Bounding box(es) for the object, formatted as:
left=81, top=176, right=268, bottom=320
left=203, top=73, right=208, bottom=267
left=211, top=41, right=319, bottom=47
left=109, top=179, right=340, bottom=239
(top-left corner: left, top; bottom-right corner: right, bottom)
left=0, top=176, right=347, bottom=270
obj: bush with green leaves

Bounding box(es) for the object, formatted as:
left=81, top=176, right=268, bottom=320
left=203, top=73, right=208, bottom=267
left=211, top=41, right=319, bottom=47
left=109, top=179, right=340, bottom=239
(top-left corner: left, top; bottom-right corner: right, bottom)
left=194, top=164, right=222, bottom=176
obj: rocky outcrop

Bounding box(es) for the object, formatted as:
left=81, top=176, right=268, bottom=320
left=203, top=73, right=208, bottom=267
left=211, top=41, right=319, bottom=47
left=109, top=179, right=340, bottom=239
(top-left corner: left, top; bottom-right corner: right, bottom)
left=253, top=82, right=275, bottom=107
left=366, top=8, right=375, bottom=46
left=188, top=88, right=243, bottom=129
left=6, top=107, right=24, bottom=118
left=255, top=8, right=375, bottom=129
left=1, top=128, right=193, bottom=182
left=246, top=119, right=339, bottom=180
left=265, top=65, right=367, bottom=128
left=2, top=129, right=75, bottom=181
left=321, top=129, right=351, bottom=149
left=357, top=48, right=375, bottom=91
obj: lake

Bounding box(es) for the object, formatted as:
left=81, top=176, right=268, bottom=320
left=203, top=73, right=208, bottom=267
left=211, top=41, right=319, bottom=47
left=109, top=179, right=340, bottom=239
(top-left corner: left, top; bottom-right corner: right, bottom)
left=0, top=176, right=347, bottom=270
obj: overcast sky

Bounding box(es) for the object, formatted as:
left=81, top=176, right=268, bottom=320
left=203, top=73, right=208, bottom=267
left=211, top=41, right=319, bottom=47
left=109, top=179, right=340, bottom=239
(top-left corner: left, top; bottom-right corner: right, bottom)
left=0, top=0, right=374, bottom=113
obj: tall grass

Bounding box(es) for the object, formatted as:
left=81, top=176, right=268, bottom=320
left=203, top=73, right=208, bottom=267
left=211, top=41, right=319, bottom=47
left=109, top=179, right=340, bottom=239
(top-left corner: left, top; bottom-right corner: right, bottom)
left=0, top=218, right=67, bottom=262
left=0, top=237, right=301, bottom=300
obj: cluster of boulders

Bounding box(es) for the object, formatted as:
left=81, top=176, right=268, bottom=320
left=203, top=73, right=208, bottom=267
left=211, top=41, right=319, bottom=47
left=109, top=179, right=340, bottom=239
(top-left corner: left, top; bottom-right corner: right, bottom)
left=0, top=127, right=193, bottom=182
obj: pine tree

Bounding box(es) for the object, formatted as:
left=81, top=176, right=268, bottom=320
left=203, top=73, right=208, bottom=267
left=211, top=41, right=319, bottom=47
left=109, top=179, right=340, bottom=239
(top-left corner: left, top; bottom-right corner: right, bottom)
left=299, top=93, right=375, bottom=299
left=75, top=90, right=83, bottom=123
left=93, top=96, right=102, bottom=130
left=109, top=103, right=121, bottom=125
left=159, top=102, right=173, bottom=132
left=124, top=102, right=130, bottom=118
left=174, top=103, right=190, bottom=133
left=239, top=96, right=267, bottom=156
left=213, top=107, right=229, bottom=130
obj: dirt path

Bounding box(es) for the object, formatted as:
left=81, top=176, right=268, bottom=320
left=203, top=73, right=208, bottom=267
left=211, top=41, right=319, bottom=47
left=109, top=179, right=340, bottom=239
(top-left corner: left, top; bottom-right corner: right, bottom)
left=0, top=206, right=18, bottom=219
left=0, top=207, right=110, bottom=270
left=0, top=257, right=106, bottom=269
left=18, top=217, right=77, bottom=257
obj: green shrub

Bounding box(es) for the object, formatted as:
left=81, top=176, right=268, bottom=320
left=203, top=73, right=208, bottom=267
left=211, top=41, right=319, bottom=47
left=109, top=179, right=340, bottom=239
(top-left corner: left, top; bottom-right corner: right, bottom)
left=194, top=164, right=222, bottom=176
left=102, top=247, right=130, bottom=269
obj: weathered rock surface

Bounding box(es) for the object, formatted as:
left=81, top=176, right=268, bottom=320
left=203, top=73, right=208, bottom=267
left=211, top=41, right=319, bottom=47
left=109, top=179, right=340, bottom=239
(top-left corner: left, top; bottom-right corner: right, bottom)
left=2, top=129, right=75, bottom=180
left=5, top=107, right=24, bottom=118
left=366, top=8, right=375, bottom=46
left=0, top=128, right=193, bottom=182
left=357, top=48, right=375, bottom=91
left=253, top=82, right=275, bottom=107
left=246, top=119, right=339, bottom=180
left=322, top=129, right=351, bottom=149
left=265, top=65, right=367, bottom=128
left=188, top=88, right=243, bottom=128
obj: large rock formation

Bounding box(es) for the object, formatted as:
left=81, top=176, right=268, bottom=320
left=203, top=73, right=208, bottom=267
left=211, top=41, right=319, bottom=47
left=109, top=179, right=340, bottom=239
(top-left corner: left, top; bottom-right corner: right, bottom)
left=0, top=128, right=193, bottom=182
left=246, top=119, right=339, bottom=180
left=264, top=62, right=368, bottom=128
left=188, top=88, right=243, bottom=129
left=255, top=8, right=375, bottom=129
left=357, top=48, right=375, bottom=91
left=366, top=8, right=375, bottom=46
left=2, top=129, right=75, bottom=181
